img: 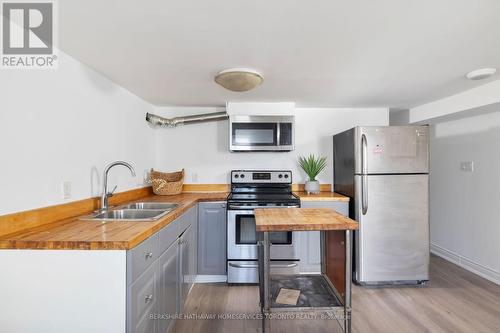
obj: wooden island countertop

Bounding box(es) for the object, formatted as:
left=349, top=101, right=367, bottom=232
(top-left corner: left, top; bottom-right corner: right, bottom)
left=255, top=208, right=358, bottom=232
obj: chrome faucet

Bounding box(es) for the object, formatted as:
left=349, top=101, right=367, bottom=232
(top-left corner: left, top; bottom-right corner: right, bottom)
left=100, top=161, right=136, bottom=212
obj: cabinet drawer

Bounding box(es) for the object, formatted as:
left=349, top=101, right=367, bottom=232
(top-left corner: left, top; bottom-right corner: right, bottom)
left=159, top=218, right=180, bottom=255
left=198, top=202, right=226, bottom=210
left=127, top=234, right=159, bottom=284
left=128, top=262, right=158, bottom=333
left=178, top=208, right=193, bottom=233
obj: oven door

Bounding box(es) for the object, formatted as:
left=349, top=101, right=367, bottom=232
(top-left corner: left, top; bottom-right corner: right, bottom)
left=227, top=209, right=298, bottom=260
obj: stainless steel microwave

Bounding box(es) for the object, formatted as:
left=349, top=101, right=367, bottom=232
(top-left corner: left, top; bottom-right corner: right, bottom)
left=229, top=115, right=295, bottom=151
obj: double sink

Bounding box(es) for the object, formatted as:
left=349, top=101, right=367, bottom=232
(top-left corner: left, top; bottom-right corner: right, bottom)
left=82, top=202, right=179, bottom=222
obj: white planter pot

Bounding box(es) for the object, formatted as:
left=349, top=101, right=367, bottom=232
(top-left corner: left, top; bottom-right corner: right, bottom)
left=304, top=180, right=320, bottom=194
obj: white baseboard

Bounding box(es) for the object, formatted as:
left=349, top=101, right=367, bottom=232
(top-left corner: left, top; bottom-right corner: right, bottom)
left=431, top=243, right=500, bottom=286
left=194, top=275, right=227, bottom=283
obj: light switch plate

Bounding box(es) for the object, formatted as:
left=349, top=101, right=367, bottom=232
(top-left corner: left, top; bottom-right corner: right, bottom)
left=460, top=161, right=474, bottom=172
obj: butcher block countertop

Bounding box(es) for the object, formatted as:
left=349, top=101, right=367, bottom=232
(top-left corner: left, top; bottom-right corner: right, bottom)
left=293, top=191, right=349, bottom=202
left=0, top=193, right=228, bottom=250
left=255, top=208, right=358, bottom=232
left=0, top=189, right=349, bottom=250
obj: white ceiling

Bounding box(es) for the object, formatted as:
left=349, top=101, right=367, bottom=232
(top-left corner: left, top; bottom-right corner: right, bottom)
left=59, top=0, right=500, bottom=108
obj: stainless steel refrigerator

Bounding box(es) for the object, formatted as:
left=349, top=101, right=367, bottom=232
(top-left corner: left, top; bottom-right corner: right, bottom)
left=333, top=126, right=429, bottom=285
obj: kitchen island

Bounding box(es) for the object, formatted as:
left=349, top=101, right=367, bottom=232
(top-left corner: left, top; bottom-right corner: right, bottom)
left=255, top=208, right=358, bottom=333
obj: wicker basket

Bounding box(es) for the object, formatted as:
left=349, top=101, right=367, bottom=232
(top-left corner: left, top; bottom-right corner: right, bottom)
left=150, top=169, right=184, bottom=195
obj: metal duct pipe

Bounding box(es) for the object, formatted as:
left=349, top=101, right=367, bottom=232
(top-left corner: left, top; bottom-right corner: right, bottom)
left=145, top=111, right=228, bottom=128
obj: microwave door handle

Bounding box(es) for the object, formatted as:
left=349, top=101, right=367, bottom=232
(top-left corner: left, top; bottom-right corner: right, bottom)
left=276, top=122, right=280, bottom=146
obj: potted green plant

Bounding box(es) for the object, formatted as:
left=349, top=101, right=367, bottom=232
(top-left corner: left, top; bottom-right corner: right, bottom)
left=298, top=154, right=327, bottom=194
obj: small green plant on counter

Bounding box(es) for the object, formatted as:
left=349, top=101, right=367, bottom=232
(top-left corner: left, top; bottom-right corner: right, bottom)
left=298, top=154, right=327, bottom=181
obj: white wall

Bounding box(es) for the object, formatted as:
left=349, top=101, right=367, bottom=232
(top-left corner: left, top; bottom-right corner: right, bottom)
left=0, top=250, right=126, bottom=333
left=0, top=51, right=155, bottom=215
left=409, top=79, right=500, bottom=124
left=402, top=78, right=500, bottom=284
left=154, top=107, right=389, bottom=184
left=430, top=110, right=500, bottom=284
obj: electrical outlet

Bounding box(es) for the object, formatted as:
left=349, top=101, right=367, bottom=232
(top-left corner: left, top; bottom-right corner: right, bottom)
left=191, top=172, right=198, bottom=182
left=143, top=170, right=151, bottom=185
left=460, top=161, right=474, bottom=172
left=62, top=181, right=72, bottom=199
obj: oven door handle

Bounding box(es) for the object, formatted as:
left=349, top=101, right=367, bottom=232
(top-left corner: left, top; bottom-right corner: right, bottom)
left=228, top=205, right=300, bottom=210
left=228, top=262, right=298, bottom=269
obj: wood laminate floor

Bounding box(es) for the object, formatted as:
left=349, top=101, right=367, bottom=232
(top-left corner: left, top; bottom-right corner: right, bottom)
left=172, top=256, right=500, bottom=333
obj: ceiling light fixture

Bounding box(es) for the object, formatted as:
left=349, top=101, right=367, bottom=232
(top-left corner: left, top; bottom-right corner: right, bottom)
left=465, top=68, right=497, bottom=80
left=214, top=68, right=263, bottom=92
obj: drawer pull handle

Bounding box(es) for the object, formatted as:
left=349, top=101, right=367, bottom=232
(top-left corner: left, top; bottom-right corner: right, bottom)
left=228, top=263, right=258, bottom=268
left=145, top=252, right=153, bottom=259
left=144, top=294, right=153, bottom=303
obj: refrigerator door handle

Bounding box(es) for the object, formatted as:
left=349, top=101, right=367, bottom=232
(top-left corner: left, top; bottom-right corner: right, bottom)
left=361, top=133, right=368, bottom=174
left=362, top=175, right=368, bottom=215
left=361, top=133, right=368, bottom=215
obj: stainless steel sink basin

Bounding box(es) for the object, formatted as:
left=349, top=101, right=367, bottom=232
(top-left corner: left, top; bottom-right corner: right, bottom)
left=82, top=209, right=171, bottom=222
left=121, top=202, right=179, bottom=210
left=81, top=202, right=179, bottom=222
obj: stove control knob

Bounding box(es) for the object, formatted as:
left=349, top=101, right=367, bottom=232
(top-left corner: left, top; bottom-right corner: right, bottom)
left=278, top=174, right=283, bottom=178
left=234, top=174, right=239, bottom=178
left=240, top=174, right=245, bottom=178
left=284, top=174, right=289, bottom=179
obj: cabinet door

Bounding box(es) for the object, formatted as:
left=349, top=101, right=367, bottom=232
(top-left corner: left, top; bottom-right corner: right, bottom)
left=158, top=241, right=178, bottom=333
left=178, top=225, right=191, bottom=312
left=296, top=230, right=321, bottom=273
left=188, top=206, right=198, bottom=285
left=128, top=261, right=158, bottom=333
left=127, top=234, right=159, bottom=285
left=197, top=202, right=227, bottom=275
left=299, top=200, right=349, bottom=294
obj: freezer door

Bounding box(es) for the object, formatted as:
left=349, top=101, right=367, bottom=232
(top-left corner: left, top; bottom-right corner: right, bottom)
left=354, top=174, right=429, bottom=283
left=354, top=126, right=429, bottom=174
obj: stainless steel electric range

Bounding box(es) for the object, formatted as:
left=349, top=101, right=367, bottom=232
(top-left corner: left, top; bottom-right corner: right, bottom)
left=226, top=170, right=301, bottom=284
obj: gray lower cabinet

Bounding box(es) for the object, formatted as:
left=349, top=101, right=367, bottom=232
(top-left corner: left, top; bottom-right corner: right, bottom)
left=179, top=225, right=191, bottom=310
left=128, top=261, right=158, bottom=333
left=187, top=206, right=198, bottom=291
left=297, top=200, right=349, bottom=273
left=127, top=206, right=197, bottom=333
left=197, top=202, right=227, bottom=276
left=158, top=241, right=178, bottom=333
